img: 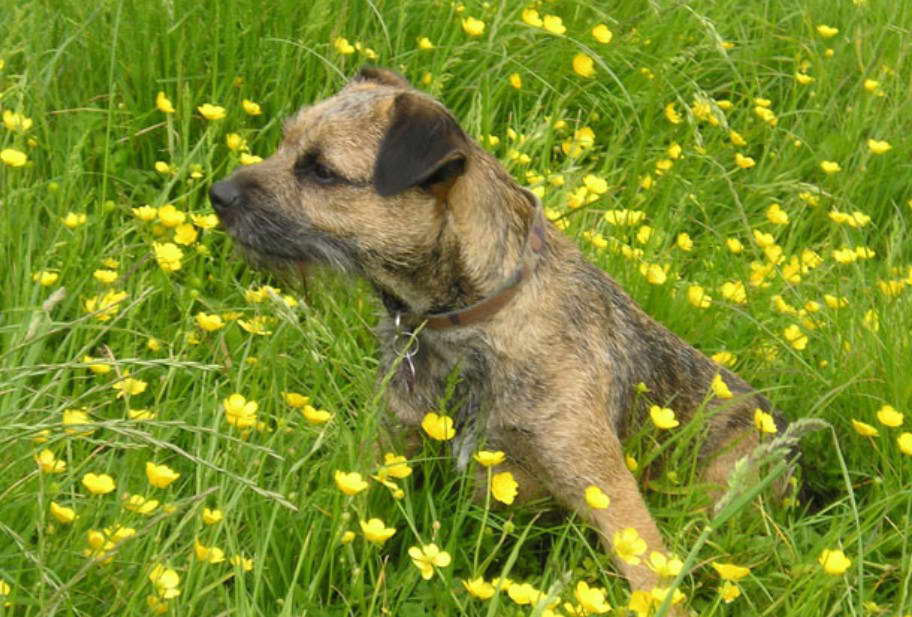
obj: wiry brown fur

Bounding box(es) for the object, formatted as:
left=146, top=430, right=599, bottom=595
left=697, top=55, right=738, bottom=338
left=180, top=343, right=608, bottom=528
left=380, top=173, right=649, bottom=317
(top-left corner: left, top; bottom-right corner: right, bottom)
left=210, top=67, right=788, bottom=595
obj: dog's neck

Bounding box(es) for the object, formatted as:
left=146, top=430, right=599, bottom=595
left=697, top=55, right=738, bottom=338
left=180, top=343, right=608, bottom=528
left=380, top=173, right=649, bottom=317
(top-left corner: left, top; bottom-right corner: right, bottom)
left=377, top=154, right=543, bottom=326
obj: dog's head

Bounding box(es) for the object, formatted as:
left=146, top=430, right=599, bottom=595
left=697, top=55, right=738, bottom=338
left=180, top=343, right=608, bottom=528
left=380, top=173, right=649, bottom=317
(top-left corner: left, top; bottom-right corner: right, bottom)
left=209, top=67, right=471, bottom=279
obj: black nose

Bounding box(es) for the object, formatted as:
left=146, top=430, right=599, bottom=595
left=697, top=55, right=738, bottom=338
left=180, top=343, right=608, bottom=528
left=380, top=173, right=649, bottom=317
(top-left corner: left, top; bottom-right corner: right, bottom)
left=209, top=180, right=244, bottom=214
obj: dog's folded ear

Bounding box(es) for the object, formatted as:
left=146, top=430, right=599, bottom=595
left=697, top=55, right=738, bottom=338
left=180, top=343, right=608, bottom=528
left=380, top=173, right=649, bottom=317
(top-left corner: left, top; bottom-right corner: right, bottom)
left=373, top=93, right=469, bottom=199
left=353, top=66, right=412, bottom=89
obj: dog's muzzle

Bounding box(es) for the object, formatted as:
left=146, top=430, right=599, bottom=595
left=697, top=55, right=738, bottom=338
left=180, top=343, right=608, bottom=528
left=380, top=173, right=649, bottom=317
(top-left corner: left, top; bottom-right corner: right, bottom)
left=209, top=179, right=245, bottom=223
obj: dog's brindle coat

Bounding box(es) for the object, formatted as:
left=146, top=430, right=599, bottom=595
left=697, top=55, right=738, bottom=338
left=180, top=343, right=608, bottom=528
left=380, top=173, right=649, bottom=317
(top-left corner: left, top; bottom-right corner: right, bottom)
left=210, top=68, right=784, bottom=592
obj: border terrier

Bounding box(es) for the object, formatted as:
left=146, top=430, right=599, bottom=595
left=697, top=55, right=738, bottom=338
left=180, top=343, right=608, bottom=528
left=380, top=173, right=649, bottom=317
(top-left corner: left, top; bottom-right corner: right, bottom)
left=210, top=67, right=788, bottom=593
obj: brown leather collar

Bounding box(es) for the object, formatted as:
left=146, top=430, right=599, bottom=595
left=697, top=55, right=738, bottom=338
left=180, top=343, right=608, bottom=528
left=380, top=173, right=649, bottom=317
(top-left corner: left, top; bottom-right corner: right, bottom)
left=400, top=188, right=547, bottom=330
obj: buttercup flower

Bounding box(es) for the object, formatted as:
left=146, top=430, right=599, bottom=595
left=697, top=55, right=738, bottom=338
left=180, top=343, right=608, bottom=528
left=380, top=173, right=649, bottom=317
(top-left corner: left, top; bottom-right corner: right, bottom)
left=334, top=470, right=368, bottom=495
left=302, top=405, right=333, bottom=424
left=508, top=73, right=522, bottom=89
left=649, top=405, right=679, bottom=429
left=463, top=577, right=496, bottom=599
left=521, top=8, right=543, bottom=27
left=613, top=527, right=647, bottom=565
left=820, top=160, right=841, bottom=174
left=224, top=393, right=258, bottom=428
left=50, top=501, right=77, bottom=524
left=462, top=16, right=485, bottom=37
left=473, top=450, right=506, bottom=467
left=360, top=518, right=396, bottom=544
left=242, top=99, right=262, bottom=115
left=230, top=555, right=254, bottom=571
left=149, top=565, right=181, bottom=599
left=647, top=551, right=683, bottom=577
left=3, top=110, right=33, bottom=132
left=876, top=405, right=903, bottom=427
left=62, top=212, right=87, bottom=228
left=851, top=419, right=879, bottom=437
left=783, top=324, right=808, bottom=350
left=113, top=375, right=147, bottom=398
left=417, top=36, right=434, bottom=50
left=712, top=562, right=750, bottom=581
left=82, top=472, right=116, bottom=495
left=153, top=242, right=183, bottom=272
left=754, top=409, right=778, bottom=433
left=867, top=139, right=891, bottom=154
left=584, top=485, right=610, bottom=509
left=711, top=374, right=733, bottom=399
left=664, top=103, right=682, bottom=124
left=380, top=453, right=411, bottom=479
left=575, top=581, right=611, bottom=614
left=123, top=494, right=160, bottom=515
left=687, top=285, right=711, bottom=308
left=146, top=462, right=180, bottom=488
left=818, top=549, right=851, bottom=575
left=194, top=538, right=226, bottom=563
left=36, top=449, right=66, bottom=473
left=572, top=53, right=595, bottom=78
left=195, top=312, right=225, bottom=332
left=1, top=148, right=27, bottom=167
left=542, top=14, right=566, bottom=35
left=202, top=507, right=224, bottom=525
left=33, top=270, right=59, bottom=286
left=898, top=433, right=912, bottom=456
left=408, top=543, right=452, bottom=579
left=592, top=24, right=613, bottom=43
left=197, top=103, right=226, bottom=120
left=282, top=392, right=309, bottom=409
left=155, top=92, right=175, bottom=114
left=491, top=471, right=518, bottom=504
left=719, top=581, right=741, bottom=603
left=421, top=412, right=456, bottom=440
left=816, top=24, right=839, bottom=38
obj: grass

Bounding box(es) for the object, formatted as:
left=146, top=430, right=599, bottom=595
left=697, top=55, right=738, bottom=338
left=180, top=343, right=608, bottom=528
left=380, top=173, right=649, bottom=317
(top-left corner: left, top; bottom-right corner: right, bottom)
left=1, top=0, right=911, bottom=615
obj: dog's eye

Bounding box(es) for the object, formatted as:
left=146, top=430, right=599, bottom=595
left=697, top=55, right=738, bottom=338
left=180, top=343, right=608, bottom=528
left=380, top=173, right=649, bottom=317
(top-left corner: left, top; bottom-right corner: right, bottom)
left=294, top=153, right=340, bottom=185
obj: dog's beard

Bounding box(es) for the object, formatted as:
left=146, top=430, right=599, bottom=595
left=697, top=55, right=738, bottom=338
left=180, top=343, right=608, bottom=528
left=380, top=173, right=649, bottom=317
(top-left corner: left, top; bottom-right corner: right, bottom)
left=220, top=204, right=361, bottom=276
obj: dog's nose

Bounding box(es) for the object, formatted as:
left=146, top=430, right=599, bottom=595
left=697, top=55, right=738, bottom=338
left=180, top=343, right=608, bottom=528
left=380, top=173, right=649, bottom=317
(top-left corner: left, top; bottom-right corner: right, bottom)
left=209, top=180, right=244, bottom=213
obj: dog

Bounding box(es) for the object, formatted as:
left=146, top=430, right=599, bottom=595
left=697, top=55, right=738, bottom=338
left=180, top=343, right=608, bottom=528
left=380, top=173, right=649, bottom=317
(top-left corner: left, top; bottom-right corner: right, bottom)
left=209, top=67, right=788, bottom=595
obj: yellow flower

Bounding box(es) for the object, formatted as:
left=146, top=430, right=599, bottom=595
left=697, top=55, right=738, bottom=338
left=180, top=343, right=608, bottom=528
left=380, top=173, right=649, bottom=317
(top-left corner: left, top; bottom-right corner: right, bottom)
left=333, top=37, right=355, bottom=54
left=818, top=549, right=851, bottom=575
left=876, top=405, right=903, bottom=427
left=360, top=518, right=396, bottom=544
left=575, top=581, right=611, bottom=614
left=572, top=53, right=595, bottom=78
left=230, top=555, right=254, bottom=571
left=898, top=433, right=912, bottom=455
left=711, top=351, right=736, bottom=367
left=719, top=581, right=741, bottom=603
left=33, top=270, right=59, bottom=286
left=417, top=36, right=434, bottom=50
left=63, top=408, right=95, bottom=435
left=283, top=392, right=310, bottom=408
left=379, top=453, right=412, bottom=479
left=734, top=153, right=755, bottom=169
left=146, top=462, right=180, bottom=489
left=712, top=562, right=751, bottom=581
left=242, top=99, right=262, bottom=116
left=729, top=130, right=747, bottom=146
left=146, top=338, right=162, bottom=352
left=80, top=355, right=110, bottom=375
left=613, top=527, right=647, bottom=565
left=462, top=16, right=485, bottom=37
left=409, top=543, right=452, bottom=580
left=521, top=8, right=543, bottom=27
left=725, top=238, right=744, bottom=254
left=421, top=412, right=456, bottom=440
left=650, top=405, right=679, bottom=429
left=190, top=213, right=219, bottom=229
left=194, top=538, right=226, bottom=564
left=863, top=78, right=881, bottom=93
left=816, top=24, right=839, bottom=38
left=628, top=590, right=655, bottom=616
left=334, top=470, right=368, bottom=496
left=639, top=263, right=667, bottom=285
left=687, top=285, right=711, bottom=309
left=820, top=160, right=841, bottom=174
left=507, top=582, right=542, bottom=605
left=795, top=72, right=815, bottom=85
left=542, top=14, right=566, bottom=35
left=225, top=133, right=247, bottom=152
left=123, top=494, right=160, bottom=515
left=197, top=103, right=226, bottom=120
left=491, top=471, right=518, bottom=504
left=584, top=485, right=610, bottom=509
left=238, top=152, right=263, bottom=166
left=50, top=501, right=77, bottom=524
left=783, top=324, right=808, bottom=350
left=766, top=203, right=789, bottom=225
left=84, top=290, right=128, bottom=320
left=592, top=24, right=613, bottom=44
left=153, top=242, right=183, bottom=272
left=195, top=312, right=225, bottom=332
left=462, top=577, right=496, bottom=599
left=82, top=472, right=116, bottom=495
left=224, top=393, right=258, bottom=428
left=851, top=419, right=879, bottom=437
left=132, top=205, right=158, bottom=221
left=128, top=408, right=156, bottom=420
left=155, top=92, right=175, bottom=114
left=340, top=531, right=355, bottom=544
left=202, top=507, right=224, bottom=525
left=646, top=551, right=683, bottom=578
left=149, top=564, right=181, bottom=599
left=473, top=450, right=506, bottom=467
left=91, top=269, right=118, bottom=284
left=62, top=212, right=87, bottom=228
left=508, top=73, right=522, bottom=89
left=867, top=139, right=892, bottom=154
left=36, top=449, right=66, bottom=473
left=1, top=148, right=27, bottom=167
left=664, top=103, right=682, bottom=124
left=754, top=105, right=778, bottom=126
left=113, top=375, right=147, bottom=398
left=157, top=204, right=186, bottom=228
left=711, top=374, right=733, bottom=399
left=302, top=405, right=333, bottom=424
left=3, top=110, right=33, bottom=132
left=754, top=409, right=778, bottom=434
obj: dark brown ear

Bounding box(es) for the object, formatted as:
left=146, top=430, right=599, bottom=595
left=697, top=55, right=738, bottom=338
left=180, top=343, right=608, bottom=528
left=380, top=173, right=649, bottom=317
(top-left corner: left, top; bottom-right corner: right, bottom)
left=373, top=93, right=469, bottom=198
left=353, top=66, right=412, bottom=89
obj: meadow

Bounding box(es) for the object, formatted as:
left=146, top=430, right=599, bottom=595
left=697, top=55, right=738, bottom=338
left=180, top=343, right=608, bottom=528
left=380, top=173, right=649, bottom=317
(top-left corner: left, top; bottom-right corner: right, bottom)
left=1, top=0, right=910, bottom=615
